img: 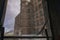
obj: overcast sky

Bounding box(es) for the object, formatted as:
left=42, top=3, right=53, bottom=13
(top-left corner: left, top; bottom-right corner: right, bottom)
left=3, top=0, right=20, bottom=32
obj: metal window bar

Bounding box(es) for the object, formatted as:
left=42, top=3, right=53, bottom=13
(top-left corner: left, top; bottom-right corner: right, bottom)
left=37, top=20, right=50, bottom=40
left=37, top=20, right=48, bottom=35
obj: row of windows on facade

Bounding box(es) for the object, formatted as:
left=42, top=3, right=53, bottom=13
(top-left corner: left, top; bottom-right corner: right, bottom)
left=35, top=3, right=42, bottom=12
left=26, top=0, right=44, bottom=26
left=27, top=9, right=43, bottom=19
left=36, top=11, right=43, bottom=18
left=28, top=8, right=43, bottom=18
left=27, top=8, right=44, bottom=27
left=15, top=19, right=44, bottom=27
left=34, top=0, right=41, bottom=4
left=27, top=1, right=43, bottom=17
left=28, top=19, right=44, bottom=26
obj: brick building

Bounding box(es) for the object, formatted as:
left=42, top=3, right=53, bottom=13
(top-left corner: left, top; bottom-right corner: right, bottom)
left=14, top=0, right=33, bottom=35
left=14, top=0, right=52, bottom=37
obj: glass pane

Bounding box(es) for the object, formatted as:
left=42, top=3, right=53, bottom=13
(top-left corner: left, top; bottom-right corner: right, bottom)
left=3, top=0, right=52, bottom=39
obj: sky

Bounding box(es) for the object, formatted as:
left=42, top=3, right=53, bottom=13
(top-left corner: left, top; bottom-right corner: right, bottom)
left=3, top=0, right=20, bottom=32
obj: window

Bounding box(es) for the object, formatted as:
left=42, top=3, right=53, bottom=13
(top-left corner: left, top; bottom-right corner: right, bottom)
left=40, top=10, right=43, bottom=16
left=40, top=18, right=44, bottom=25
left=39, top=3, right=41, bottom=9
left=38, top=0, right=40, bottom=2
left=36, top=20, right=40, bottom=26
left=29, top=20, right=35, bottom=26
left=41, top=21, right=44, bottom=25
left=40, top=17, right=43, bottom=21
left=36, top=13, right=38, bottom=18
left=16, top=32, right=19, bottom=35
left=34, top=1, right=37, bottom=5
left=34, top=0, right=36, bottom=4
left=32, top=21, right=35, bottom=26
left=35, top=6, right=38, bottom=11
left=1, top=0, right=52, bottom=40
left=27, top=8, right=30, bottom=13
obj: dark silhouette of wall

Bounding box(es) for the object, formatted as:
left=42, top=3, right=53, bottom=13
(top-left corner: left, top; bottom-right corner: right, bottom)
left=47, top=0, right=60, bottom=40
left=0, top=0, right=8, bottom=25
